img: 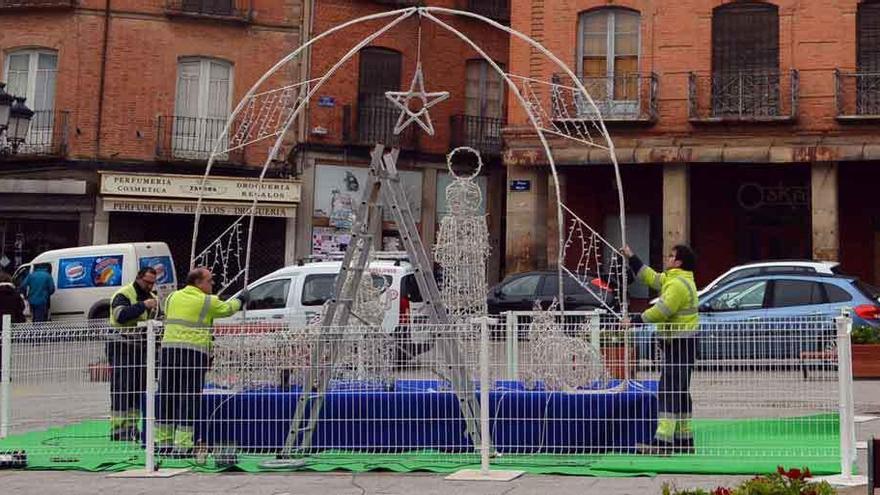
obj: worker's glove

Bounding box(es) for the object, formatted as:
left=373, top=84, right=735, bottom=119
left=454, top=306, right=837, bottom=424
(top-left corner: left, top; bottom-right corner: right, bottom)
left=627, top=254, right=644, bottom=274
left=237, top=289, right=251, bottom=305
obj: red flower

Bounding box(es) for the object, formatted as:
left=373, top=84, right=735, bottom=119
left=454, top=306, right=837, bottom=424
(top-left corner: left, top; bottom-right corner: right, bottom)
left=777, top=466, right=804, bottom=480
left=712, top=488, right=731, bottom=495
left=804, top=467, right=812, bottom=479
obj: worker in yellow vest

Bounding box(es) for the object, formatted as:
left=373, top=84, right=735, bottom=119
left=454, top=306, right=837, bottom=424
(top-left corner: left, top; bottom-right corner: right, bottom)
left=108, top=266, right=158, bottom=442
left=156, top=267, right=249, bottom=457
left=623, top=244, right=700, bottom=456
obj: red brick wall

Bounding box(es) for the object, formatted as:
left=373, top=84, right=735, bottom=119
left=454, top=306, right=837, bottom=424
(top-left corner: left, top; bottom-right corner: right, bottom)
left=307, top=1, right=510, bottom=155
left=508, top=0, right=861, bottom=135
left=0, top=1, right=301, bottom=165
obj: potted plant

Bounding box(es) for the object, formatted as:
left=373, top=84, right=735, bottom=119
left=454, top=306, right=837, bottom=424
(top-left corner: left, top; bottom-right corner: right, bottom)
left=600, top=329, right=633, bottom=380
left=661, top=466, right=835, bottom=495
left=851, top=324, right=880, bottom=379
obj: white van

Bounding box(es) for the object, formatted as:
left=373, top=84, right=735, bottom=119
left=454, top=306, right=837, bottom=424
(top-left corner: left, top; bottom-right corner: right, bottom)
left=12, top=242, right=177, bottom=320
left=216, top=256, right=426, bottom=334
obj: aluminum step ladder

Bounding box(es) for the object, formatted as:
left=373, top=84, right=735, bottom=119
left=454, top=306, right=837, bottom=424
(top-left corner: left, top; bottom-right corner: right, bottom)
left=279, top=144, right=483, bottom=457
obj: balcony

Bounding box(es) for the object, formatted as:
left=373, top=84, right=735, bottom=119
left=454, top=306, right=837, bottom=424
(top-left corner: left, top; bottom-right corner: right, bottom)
left=156, top=115, right=244, bottom=163
left=459, top=0, right=509, bottom=23
left=371, top=0, right=423, bottom=6
left=835, top=70, right=880, bottom=122
left=688, top=70, right=799, bottom=123
left=0, top=0, right=75, bottom=10
left=551, top=72, right=659, bottom=124
left=450, top=115, right=504, bottom=157
left=342, top=104, right=418, bottom=149
left=0, top=110, right=69, bottom=160
left=165, top=0, right=250, bottom=22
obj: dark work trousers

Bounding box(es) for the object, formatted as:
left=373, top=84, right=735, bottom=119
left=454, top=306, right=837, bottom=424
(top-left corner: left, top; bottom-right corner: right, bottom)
left=657, top=335, right=699, bottom=417
left=158, top=346, right=210, bottom=432
left=107, top=338, right=147, bottom=420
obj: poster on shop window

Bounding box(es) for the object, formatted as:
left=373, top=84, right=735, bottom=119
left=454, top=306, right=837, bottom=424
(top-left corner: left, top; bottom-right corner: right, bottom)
left=58, top=255, right=124, bottom=289
left=313, top=164, right=423, bottom=225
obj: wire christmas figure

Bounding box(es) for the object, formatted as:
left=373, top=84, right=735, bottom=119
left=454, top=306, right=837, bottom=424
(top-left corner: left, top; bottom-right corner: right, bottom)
left=433, top=146, right=491, bottom=323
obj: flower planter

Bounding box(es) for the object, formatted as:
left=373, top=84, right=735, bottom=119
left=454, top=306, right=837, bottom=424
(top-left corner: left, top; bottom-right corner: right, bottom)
left=88, top=361, right=111, bottom=382
left=602, top=345, right=634, bottom=380
left=852, top=344, right=880, bottom=379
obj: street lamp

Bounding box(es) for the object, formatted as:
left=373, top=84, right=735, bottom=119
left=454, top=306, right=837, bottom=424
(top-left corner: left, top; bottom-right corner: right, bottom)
left=0, top=84, right=35, bottom=156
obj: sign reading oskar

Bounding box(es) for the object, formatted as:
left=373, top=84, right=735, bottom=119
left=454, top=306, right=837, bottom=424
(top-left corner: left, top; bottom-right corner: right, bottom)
left=99, top=172, right=301, bottom=218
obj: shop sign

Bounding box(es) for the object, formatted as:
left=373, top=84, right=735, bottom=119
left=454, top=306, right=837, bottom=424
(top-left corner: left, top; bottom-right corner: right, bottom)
left=737, top=183, right=809, bottom=211
left=100, top=172, right=301, bottom=203
left=103, top=198, right=296, bottom=218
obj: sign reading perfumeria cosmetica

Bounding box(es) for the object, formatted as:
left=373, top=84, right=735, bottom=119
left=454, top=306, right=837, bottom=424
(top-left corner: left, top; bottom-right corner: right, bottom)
left=99, top=172, right=301, bottom=203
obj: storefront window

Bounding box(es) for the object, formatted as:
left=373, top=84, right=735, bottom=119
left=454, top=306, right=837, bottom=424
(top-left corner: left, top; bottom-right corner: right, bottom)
left=312, top=164, right=423, bottom=255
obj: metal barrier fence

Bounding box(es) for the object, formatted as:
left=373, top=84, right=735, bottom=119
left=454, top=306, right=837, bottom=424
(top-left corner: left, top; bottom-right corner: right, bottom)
left=0, top=312, right=856, bottom=476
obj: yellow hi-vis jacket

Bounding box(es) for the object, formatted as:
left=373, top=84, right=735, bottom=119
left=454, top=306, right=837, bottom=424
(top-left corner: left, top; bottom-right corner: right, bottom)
left=110, top=283, right=155, bottom=329
left=637, top=266, right=699, bottom=338
left=161, top=285, right=241, bottom=352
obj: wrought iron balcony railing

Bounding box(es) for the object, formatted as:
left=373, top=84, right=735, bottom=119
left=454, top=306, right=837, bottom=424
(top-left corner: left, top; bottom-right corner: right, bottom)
left=551, top=72, right=659, bottom=123
left=0, top=0, right=75, bottom=9
left=371, top=0, right=423, bottom=6
left=460, top=0, right=509, bottom=23
left=450, top=115, right=504, bottom=157
left=343, top=103, right=418, bottom=149
left=835, top=69, right=880, bottom=121
left=0, top=110, right=69, bottom=160
left=688, top=70, right=799, bottom=122
left=156, top=115, right=244, bottom=163
left=165, top=0, right=250, bottom=21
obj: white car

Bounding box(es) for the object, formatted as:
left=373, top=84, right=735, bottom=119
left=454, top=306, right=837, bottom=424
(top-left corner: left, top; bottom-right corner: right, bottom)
left=648, top=260, right=841, bottom=304
left=216, top=255, right=426, bottom=334
left=699, top=260, right=841, bottom=297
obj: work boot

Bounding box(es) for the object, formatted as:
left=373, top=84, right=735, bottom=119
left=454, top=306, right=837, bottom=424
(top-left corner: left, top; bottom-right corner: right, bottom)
left=636, top=440, right=674, bottom=456
left=111, top=426, right=139, bottom=442
left=673, top=437, right=695, bottom=455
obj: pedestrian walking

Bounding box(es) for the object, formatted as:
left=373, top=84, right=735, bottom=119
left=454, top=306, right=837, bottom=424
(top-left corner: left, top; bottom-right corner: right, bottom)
left=21, top=263, right=54, bottom=322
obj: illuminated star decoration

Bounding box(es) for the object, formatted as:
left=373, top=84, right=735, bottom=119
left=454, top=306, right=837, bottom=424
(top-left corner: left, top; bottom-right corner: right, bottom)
left=385, top=63, right=449, bottom=136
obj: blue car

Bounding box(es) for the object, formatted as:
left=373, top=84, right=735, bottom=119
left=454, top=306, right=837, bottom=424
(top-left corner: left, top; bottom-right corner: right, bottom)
left=633, top=274, right=880, bottom=360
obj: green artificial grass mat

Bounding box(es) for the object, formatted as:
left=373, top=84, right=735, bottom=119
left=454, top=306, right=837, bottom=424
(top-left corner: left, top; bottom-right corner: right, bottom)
left=0, top=415, right=844, bottom=477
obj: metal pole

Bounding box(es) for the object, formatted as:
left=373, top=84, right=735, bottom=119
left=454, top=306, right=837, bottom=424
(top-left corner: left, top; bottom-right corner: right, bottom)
left=836, top=315, right=855, bottom=479
left=479, top=317, right=491, bottom=476
left=145, top=319, right=157, bottom=472
left=504, top=312, right=516, bottom=380
left=1, top=314, right=10, bottom=439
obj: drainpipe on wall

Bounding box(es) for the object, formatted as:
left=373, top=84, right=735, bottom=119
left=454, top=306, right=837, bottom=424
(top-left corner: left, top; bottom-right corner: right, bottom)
left=95, top=0, right=112, bottom=159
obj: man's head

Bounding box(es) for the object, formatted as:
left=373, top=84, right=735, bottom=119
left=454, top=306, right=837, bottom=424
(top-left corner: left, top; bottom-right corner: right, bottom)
left=0, top=271, right=11, bottom=284
left=186, top=267, right=214, bottom=294
left=666, top=244, right=697, bottom=271
left=135, top=267, right=157, bottom=292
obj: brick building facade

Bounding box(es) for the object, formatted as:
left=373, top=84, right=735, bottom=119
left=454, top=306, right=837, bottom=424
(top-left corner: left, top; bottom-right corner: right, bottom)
left=504, top=0, right=880, bottom=289
left=0, top=0, right=304, bottom=290
left=293, top=1, right=510, bottom=283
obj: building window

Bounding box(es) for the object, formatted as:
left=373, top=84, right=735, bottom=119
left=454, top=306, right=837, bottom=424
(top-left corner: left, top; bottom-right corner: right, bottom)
left=857, top=1, right=880, bottom=115
left=356, top=47, right=402, bottom=145
left=172, top=57, right=232, bottom=159
left=3, top=49, right=58, bottom=151
left=577, top=8, right=640, bottom=105
left=711, top=3, right=780, bottom=117
left=465, top=59, right=504, bottom=120
left=449, top=59, right=505, bottom=155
